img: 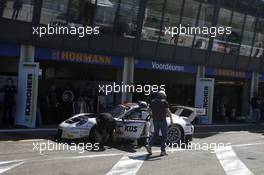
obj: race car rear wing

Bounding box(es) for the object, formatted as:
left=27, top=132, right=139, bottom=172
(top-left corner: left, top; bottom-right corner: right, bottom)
left=173, top=106, right=206, bottom=122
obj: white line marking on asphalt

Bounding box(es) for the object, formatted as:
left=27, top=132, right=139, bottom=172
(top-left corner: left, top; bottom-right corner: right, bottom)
left=105, top=149, right=186, bottom=175
left=215, top=146, right=253, bottom=175
left=0, top=161, right=24, bottom=174
left=39, top=153, right=124, bottom=162
left=106, top=153, right=148, bottom=175
left=0, top=153, right=124, bottom=167
left=33, top=149, right=184, bottom=163
left=232, top=142, right=264, bottom=148
left=0, top=139, right=46, bottom=143
left=0, top=160, right=24, bottom=165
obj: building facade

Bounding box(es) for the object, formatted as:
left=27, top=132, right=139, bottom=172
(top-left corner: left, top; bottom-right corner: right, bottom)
left=0, top=0, right=264, bottom=126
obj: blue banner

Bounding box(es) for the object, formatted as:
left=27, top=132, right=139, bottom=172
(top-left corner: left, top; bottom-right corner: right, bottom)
left=134, top=59, right=197, bottom=74
left=35, top=48, right=124, bottom=67
left=259, top=73, right=264, bottom=81
left=0, top=43, right=20, bottom=57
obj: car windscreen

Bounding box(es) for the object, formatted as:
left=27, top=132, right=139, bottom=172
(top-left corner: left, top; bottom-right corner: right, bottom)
left=108, top=105, right=128, bottom=118
left=173, top=107, right=193, bottom=117
left=180, top=109, right=193, bottom=117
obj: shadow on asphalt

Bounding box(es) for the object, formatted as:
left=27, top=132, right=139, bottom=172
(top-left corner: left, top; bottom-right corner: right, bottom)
left=129, top=154, right=162, bottom=161
left=193, top=132, right=219, bottom=139
left=105, top=143, right=138, bottom=153
left=145, top=154, right=162, bottom=161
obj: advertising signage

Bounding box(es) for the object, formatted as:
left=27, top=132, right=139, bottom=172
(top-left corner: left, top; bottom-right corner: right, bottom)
left=15, top=62, right=39, bottom=128
left=259, top=73, right=264, bottom=81
left=205, top=67, right=252, bottom=79
left=0, top=42, right=20, bottom=57
left=134, top=59, right=197, bottom=74
left=195, top=78, right=215, bottom=125
left=35, top=48, right=124, bottom=67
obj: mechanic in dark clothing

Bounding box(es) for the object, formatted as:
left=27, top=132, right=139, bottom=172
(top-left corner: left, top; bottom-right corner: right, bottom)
left=46, top=85, right=60, bottom=124
left=260, top=96, right=264, bottom=121
left=251, top=92, right=261, bottom=123
left=0, top=0, right=7, bottom=17
left=0, top=78, right=17, bottom=124
left=146, top=91, right=173, bottom=156
left=12, top=0, right=23, bottom=19
left=95, top=113, right=116, bottom=150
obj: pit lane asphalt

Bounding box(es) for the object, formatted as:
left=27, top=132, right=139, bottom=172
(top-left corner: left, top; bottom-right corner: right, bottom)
left=0, top=128, right=263, bottom=175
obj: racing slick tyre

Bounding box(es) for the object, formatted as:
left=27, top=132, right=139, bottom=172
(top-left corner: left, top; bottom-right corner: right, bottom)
left=167, top=125, right=184, bottom=146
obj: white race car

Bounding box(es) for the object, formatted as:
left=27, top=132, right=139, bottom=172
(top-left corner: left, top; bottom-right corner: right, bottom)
left=58, top=102, right=205, bottom=144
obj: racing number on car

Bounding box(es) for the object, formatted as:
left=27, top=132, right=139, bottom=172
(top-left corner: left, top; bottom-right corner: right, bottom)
left=125, top=126, right=138, bottom=132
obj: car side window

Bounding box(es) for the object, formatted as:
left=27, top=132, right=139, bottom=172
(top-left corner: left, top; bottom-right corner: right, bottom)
left=180, top=109, right=193, bottom=117
left=125, top=109, right=142, bottom=120
left=141, top=109, right=150, bottom=119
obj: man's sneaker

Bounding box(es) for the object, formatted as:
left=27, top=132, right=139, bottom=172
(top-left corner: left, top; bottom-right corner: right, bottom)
left=160, top=151, right=168, bottom=156
left=145, top=145, right=152, bottom=155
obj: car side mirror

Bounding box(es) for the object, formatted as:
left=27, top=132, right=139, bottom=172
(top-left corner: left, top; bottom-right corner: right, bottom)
left=146, top=114, right=151, bottom=121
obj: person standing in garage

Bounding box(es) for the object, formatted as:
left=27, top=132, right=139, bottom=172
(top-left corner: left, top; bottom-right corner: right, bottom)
left=145, top=91, right=173, bottom=156
left=12, top=0, right=23, bottom=20
left=0, top=78, right=17, bottom=125
left=0, top=0, right=7, bottom=18
left=251, top=92, right=261, bottom=123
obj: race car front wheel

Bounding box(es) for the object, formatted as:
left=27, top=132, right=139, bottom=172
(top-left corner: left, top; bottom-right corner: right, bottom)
left=167, top=125, right=183, bottom=144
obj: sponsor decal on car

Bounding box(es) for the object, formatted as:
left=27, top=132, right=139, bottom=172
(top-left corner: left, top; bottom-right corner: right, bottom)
left=125, top=126, right=138, bottom=132
left=67, top=133, right=75, bottom=138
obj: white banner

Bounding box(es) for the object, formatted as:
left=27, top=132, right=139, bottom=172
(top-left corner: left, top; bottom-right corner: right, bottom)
left=15, top=62, right=39, bottom=128
left=195, top=78, right=215, bottom=124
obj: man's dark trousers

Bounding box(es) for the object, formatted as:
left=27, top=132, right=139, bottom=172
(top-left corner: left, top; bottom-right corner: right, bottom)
left=149, top=119, right=168, bottom=152
left=3, top=104, right=13, bottom=124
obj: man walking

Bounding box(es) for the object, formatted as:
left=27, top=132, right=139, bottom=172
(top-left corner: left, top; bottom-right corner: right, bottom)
left=145, top=91, right=173, bottom=156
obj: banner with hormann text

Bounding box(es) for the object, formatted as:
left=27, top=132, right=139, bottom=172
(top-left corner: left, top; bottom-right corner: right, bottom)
left=195, top=78, right=215, bottom=124
left=35, top=48, right=124, bottom=67
left=15, top=62, right=39, bottom=128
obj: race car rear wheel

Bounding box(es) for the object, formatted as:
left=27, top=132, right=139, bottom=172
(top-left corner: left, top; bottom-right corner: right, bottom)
left=167, top=125, right=183, bottom=144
